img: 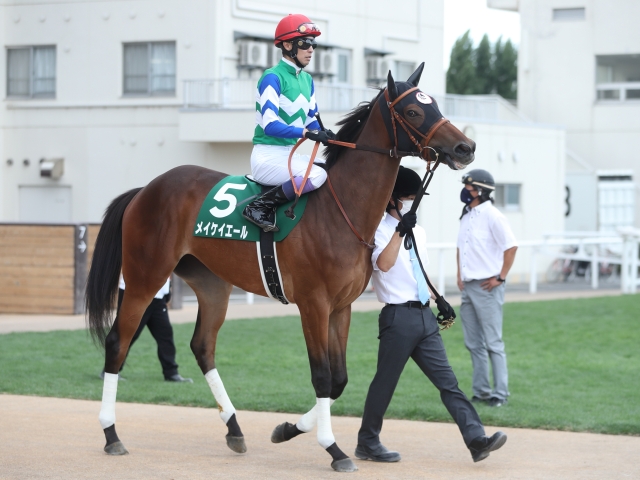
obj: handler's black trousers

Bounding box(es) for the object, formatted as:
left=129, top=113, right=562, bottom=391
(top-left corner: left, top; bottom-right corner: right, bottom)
left=117, top=289, right=179, bottom=379
left=358, top=303, right=485, bottom=448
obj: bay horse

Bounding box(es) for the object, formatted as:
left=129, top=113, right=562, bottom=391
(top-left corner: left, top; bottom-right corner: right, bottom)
left=86, top=64, right=475, bottom=472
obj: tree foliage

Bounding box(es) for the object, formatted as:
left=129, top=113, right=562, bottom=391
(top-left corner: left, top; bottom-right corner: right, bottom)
left=446, top=30, right=518, bottom=100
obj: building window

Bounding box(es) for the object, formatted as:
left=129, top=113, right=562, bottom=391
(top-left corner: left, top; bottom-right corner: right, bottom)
left=6, top=46, right=56, bottom=98
left=337, top=51, right=350, bottom=84
left=123, top=42, right=176, bottom=96
left=596, top=54, right=640, bottom=101
left=494, top=184, right=521, bottom=211
left=552, top=7, right=585, bottom=21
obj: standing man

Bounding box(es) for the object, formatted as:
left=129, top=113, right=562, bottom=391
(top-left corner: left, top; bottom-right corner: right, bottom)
left=100, top=277, right=193, bottom=383
left=242, top=13, right=335, bottom=233
left=356, top=166, right=507, bottom=464
left=457, top=169, right=518, bottom=407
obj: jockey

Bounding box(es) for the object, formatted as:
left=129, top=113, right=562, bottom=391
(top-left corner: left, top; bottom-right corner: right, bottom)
left=242, top=13, right=335, bottom=232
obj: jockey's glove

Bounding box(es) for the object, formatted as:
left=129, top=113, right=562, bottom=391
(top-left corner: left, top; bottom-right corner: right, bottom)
left=305, top=129, right=336, bottom=146
left=395, top=213, right=417, bottom=237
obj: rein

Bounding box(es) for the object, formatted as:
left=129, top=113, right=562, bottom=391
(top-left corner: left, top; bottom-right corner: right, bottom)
left=285, top=86, right=450, bottom=249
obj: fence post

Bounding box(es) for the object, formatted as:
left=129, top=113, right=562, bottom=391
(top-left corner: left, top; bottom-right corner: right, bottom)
left=632, top=238, right=639, bottom=294
left=529, top=247, right=537, bottom=294
left=438, top=249, right=445, bottom=297
left=591, top=248, right=599, bottom=290
left=621, top=234, right=631, bottom=294
left=73, top=224, right=89, bottom=314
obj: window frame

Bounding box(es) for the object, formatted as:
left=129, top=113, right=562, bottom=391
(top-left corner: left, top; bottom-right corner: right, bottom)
left=6, top=45, right=57, bottom=99
left=552, top=7, right=586, bottom=22
left=122, top=41, right=177, bottom=97
left=494, top=183, right=521, bottom=212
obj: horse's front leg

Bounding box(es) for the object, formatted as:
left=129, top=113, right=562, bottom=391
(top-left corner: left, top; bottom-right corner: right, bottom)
left=290, top=302, right=357, bottom=472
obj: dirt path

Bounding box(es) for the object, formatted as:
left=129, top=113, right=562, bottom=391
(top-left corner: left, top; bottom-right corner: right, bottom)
left=1, top=394, right=638, bottom=479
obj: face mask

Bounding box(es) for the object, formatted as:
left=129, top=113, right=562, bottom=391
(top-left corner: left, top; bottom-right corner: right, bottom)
left=399, top=199, right=414, bottom=216
left=460, top=188, right=475, bottom=205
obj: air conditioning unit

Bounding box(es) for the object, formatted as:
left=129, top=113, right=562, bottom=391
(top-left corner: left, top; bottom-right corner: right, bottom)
left=238, top=40, right=268, bottom=68
left=316, top=50, right=338, bottom=76
left=366, top=56, right=390, bottom=82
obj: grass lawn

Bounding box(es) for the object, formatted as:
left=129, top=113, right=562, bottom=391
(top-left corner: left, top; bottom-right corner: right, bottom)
left=1, top=295, right=639, bottom=435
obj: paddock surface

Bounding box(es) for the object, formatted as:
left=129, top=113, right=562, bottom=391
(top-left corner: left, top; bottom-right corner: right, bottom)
left=1, top=394, right=638, bottom=479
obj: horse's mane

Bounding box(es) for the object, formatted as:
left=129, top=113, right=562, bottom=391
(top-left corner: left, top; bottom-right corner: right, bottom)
left=323, top=88, right=385, bottom=169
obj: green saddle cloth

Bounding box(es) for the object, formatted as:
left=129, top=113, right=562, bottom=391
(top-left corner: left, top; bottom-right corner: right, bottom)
left=193, top=175, right=308, bottom=242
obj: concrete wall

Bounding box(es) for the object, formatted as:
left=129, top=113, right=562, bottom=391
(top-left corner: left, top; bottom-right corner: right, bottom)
left=516, top=0, right=640, bottom=226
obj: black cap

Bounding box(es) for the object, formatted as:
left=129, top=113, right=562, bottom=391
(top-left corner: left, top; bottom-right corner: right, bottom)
left=393, top=166, right=422, bottom=197
left=461, top=169, right=495, bottom=191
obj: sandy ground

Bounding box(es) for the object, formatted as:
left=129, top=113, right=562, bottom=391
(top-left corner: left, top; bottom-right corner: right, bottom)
left=1, top=394, right=639, bottom=480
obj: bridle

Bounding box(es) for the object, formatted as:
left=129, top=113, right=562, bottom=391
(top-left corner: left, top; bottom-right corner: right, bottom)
left=285, top=85, right=451, bottom=248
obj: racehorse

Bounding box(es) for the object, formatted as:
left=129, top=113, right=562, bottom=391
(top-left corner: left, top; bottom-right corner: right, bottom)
left=86, top=64, right=475, bottom=472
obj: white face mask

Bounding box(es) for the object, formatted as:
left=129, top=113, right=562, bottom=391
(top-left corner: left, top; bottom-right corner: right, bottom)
left=399, top=199, right=414, bottom=216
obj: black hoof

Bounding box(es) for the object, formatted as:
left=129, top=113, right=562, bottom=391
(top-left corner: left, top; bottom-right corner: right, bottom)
left=331, top=458, right=358, bottom=472
left=271, top=422, right=304, bottom=443
left=104, top=441, right=129, bottom=455
left=225, top=434, right=247, bottom=453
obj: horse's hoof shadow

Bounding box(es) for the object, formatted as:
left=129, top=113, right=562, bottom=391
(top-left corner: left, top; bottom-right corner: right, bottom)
left=225, top=434, right=247, bottom=453
left=331, top=457, right=358, bottom=472
left=104, top=441, right=129, bottom=455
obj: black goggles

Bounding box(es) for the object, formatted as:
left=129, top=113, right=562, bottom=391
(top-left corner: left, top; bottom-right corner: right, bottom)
left=294, top=38, right=317, bottom=50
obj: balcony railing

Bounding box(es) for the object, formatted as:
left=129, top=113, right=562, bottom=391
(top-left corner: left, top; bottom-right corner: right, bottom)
left=596, top=82, right=640, bottom=102
left=182, top=79, right=530, bottom=123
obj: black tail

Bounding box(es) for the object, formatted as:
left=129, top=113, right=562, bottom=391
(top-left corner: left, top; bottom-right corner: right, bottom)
left=85, top=188, right=142, bottom=347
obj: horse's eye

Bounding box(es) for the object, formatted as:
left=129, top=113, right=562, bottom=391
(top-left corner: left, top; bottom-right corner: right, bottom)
left=408, top=110, right=417, bottom=117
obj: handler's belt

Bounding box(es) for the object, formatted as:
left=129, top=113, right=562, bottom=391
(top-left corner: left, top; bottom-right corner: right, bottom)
left=386, top=300, right=430, bottom=309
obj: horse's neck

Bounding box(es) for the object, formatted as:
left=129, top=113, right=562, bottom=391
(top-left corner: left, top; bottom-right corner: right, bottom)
left=326, top=109, right=401, bottom=243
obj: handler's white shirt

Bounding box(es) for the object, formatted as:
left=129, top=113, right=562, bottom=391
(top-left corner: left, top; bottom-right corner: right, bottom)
left=119, top=276, right=171, bottom=299
left=371, top=213, right=429, bottom=304
left=457, top=201, right=517, bottom=281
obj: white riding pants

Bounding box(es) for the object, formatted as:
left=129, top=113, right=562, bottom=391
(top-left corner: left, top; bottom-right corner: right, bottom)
left=251, top=144, right=327, bottom=187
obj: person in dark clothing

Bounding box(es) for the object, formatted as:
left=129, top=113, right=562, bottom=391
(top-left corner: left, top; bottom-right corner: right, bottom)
left=355, top=166, right=506, bottom=464
left=100, top=278, right=192, bottom=383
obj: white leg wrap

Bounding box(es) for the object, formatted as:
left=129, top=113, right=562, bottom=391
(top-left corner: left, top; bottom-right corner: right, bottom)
left=205, top=368, right=236, bottom=424
left=98, top=373, right=119, bottom=429
left=316, top=397, right=335, bottom=449
left=296, top=398, right=335, bottom=433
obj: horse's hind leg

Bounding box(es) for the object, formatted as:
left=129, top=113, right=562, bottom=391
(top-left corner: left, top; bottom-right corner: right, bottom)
left=175, top=256, right=245, bottom=453
left=100, top=289, right=158, bottom=455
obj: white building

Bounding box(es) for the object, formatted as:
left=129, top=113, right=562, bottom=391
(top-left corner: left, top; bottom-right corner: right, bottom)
left=1, top=0, right=565, bottom=284
left=490, top=0, right=639, bottom=232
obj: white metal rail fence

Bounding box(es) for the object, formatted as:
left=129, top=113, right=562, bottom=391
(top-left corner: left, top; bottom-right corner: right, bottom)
left=426, top=231, right=640, bottom=297
left=182, top=79, right=528, bottom=121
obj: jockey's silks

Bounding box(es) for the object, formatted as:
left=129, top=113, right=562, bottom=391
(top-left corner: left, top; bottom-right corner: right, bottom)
left=253, top=58, right=321, bottom=146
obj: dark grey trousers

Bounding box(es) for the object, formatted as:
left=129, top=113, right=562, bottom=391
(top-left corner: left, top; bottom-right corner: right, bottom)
left=357, top=304, right=485, bottom=448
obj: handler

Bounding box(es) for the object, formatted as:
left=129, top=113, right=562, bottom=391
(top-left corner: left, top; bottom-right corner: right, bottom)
left=356, top=166, right=507, bottom=464
left=457, top=169, right=517, bottom=407
left=242, top=13, right=335, bottom=233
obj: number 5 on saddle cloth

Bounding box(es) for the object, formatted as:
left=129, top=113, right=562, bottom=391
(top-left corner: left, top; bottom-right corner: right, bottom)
left=193, top=175, right=309, bottom=304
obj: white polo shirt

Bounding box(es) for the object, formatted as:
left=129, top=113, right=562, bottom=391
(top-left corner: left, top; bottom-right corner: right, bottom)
left=457, top=201, right=517, bottom=281
left=371, top=213, right=429, bottom=304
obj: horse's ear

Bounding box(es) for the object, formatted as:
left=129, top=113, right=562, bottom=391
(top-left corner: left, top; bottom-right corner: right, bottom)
left=387, top=70, right=398, bottom=101
left=407, top=62, right=425, bottom=86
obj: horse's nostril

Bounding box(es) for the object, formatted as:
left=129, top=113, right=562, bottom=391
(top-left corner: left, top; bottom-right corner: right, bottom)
left=454, top=143, right=472, bottom=156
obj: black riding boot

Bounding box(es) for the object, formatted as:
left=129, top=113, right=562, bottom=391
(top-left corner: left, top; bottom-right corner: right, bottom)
left=242, top=185, right=290, bottom=232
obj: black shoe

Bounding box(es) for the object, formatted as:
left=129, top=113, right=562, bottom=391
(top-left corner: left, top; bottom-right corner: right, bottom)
left=488, top=397, right=508, bottom=407
left=354, top=444, right=401, bottom=463
left=99, top=370, right=125, bottom=381
left=471, top=395, right=489, bottom=404
left=242, top=185, right=290, bottom=232
left=165, top=374, right=193, bottom=383
left=469, top=431, right=507, bottom=462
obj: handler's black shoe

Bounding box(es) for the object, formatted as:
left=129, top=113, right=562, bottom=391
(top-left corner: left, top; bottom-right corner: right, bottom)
left=165, top=374, right=193, bottom=383
left=469, top=431, right=507, bottom=463
left=471, top=395, right=490, bottom=404
left=355, top=443, right=401, bottom=463
left=488, top=397, right=508, bottom=407
left=242, top=185, right=290, bottom=233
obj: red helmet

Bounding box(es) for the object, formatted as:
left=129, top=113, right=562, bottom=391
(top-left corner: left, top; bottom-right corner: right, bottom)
left=274, top=14, right=321, bottom=45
